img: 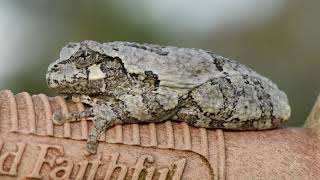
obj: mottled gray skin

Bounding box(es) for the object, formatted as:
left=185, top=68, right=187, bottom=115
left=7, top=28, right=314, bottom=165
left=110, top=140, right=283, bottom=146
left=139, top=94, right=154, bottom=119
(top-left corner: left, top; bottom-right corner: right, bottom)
left=46, top=40, right=291, bottom=154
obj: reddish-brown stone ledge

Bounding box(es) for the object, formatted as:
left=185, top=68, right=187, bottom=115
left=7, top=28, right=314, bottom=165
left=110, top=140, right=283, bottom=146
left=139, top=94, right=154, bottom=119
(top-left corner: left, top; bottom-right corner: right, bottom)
left=0, top=90, right=319, bottom=179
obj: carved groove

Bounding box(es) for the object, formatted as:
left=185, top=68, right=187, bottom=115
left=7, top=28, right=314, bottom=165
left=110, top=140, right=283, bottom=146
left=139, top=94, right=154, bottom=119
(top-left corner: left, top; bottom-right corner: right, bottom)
left=148, top=123, right=157, bottom=146
left=200, top=128, right=209, bottom=158
left=76, top=102, right=88, bottom=140
left=216, top=129, right=226, bottom=180
left=165, top=121, right=174, bottom=148
left=36, top=94, right=54, bottom=136
left=182, top=122, right=192, bottom=150
left=20, top=92, right=36, bottom=134
left=115, top=125, right=123, bottom=143
left=55, top=96, right=71, bottom=138
left=131, top=124, right=140, bottom=145
left=3, top=90, right=19, bottom=133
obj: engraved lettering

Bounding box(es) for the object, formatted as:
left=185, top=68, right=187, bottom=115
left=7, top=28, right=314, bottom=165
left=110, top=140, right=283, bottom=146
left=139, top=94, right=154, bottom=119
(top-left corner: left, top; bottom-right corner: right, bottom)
left=0, top=142, right=26, bottom=176
left=27, top=144, right=64, bottom=179
left=171, top=158, right=187, bottom=180
left=76, top=154, right=102, bottom=180
left=145, top=167, right=156, bottom=180
left=49, top=157, right=73, bottom=179
left=0, top=141, right=189, bottom=179
left=131, top=155, right=154, bottom=180
left=76, top=161, right=88, bottom=180
left=104, top=153, right=128, bottom=180
left=158, top=168, right=169, bottom=180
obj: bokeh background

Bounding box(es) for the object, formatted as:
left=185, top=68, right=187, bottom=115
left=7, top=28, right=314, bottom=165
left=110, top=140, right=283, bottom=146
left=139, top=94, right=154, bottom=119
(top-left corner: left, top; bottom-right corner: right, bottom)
left=1, top=0, right=319, bottom=126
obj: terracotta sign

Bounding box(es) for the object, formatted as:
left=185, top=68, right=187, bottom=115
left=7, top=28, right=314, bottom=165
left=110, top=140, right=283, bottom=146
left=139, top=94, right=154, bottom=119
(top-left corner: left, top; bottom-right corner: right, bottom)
left=0, top=90, right=319, bottom=179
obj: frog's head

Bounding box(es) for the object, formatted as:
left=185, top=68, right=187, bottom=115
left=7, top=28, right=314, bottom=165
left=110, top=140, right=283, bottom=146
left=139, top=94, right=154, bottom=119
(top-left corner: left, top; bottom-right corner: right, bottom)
left=46, top=41, right=128, bottom=95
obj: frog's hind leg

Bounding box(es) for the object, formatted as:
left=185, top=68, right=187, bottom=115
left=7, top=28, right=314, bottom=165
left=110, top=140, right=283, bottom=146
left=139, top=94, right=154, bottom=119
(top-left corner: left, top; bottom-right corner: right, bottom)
left=175, top=105, right=215, bottom=129
left=174, top=79, right=231, bottom=129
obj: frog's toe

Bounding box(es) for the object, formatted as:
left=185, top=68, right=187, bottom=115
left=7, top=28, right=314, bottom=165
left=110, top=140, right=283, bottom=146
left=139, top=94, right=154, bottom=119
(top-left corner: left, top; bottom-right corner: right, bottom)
left=71, top=95, right=81, bottom=102
left=52, top=112, right=65, bottom=125
left=86, top=141, right=98, bottom=154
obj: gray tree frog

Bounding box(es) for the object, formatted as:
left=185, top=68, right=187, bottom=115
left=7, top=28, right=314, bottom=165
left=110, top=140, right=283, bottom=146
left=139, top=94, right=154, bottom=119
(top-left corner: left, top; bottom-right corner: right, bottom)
left=46, top=40, right=291, bottom=154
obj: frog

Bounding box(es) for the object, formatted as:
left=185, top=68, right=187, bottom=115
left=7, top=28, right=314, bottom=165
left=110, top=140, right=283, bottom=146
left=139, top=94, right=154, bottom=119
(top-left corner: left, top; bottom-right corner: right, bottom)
left=46, top=40, right=291, bottom=154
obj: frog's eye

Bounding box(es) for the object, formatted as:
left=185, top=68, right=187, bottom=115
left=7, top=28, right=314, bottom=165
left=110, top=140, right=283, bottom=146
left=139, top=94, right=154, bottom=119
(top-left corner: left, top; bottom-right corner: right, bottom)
left=73, top=50, right=103, bottom=68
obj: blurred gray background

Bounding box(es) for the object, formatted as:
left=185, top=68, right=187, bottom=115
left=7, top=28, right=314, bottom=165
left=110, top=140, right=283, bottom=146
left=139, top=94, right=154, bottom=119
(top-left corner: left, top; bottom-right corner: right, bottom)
left=1, top=0, right=319, bottom=126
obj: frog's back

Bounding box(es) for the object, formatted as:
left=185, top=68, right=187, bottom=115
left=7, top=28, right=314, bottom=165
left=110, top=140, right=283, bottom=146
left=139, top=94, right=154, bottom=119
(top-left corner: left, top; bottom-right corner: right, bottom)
left=82, top=41, right=268, bottom=90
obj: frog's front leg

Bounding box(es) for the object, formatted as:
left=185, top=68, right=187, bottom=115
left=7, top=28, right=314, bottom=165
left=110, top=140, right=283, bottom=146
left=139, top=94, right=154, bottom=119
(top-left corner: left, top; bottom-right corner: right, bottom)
left=52, top=108, right=93, bottom=125
left=52, top=104, right=123, bottom=154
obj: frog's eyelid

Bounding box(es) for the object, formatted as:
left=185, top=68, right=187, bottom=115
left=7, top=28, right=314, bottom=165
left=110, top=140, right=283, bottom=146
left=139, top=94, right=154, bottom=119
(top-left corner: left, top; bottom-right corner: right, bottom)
left=74, top=57, right=84, bottom=64
left=74, top=57, right=103, bottom=68
left=74, top=57, right=90, bottom=68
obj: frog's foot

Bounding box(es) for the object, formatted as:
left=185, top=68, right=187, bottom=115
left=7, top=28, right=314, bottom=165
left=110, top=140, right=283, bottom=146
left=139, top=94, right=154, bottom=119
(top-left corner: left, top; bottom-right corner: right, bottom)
left=86, top=118, right=111, bottom=154
left=52, top=109, right=93, bottom=125
left=87, top=127, right=100, bottom=154
left=85, top=104, right=125, bottom=154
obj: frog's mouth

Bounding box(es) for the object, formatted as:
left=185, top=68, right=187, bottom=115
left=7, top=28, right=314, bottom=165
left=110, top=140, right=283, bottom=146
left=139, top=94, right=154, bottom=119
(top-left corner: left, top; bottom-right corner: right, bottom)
left=47, top=76, right=107, bottom=95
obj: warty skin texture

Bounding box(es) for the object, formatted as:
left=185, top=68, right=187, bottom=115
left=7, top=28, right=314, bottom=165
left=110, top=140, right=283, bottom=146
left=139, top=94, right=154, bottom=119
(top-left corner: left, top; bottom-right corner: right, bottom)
left=46, top=40, right=291, bottom=153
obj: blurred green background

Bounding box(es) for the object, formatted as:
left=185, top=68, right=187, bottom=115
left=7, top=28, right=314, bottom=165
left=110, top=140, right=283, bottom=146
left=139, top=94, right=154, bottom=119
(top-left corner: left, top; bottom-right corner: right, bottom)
left=1, top=0, right=319, bottom=126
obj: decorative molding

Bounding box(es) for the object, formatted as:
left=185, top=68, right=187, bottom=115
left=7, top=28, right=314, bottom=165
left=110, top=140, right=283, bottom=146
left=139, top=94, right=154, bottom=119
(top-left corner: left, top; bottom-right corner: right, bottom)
left=216, top=129, right=226, bottom=180
left=36, top=94, right=54, bottom=136
left=1, top=90, right=19, bottom=133
left=55, top=96, right=72, bottom=138
left=0, top=90, right=224, bottom=178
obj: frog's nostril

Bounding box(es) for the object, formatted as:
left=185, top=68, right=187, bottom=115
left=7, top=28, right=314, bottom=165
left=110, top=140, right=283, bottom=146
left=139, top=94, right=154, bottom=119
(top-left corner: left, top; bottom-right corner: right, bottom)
left=49, top=65, right=60, bottom=73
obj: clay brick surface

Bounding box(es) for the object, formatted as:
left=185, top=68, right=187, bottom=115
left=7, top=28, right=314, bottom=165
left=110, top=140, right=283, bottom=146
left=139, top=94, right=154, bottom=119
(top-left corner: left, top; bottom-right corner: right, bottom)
left=0, top=90, right=319, bottom=179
